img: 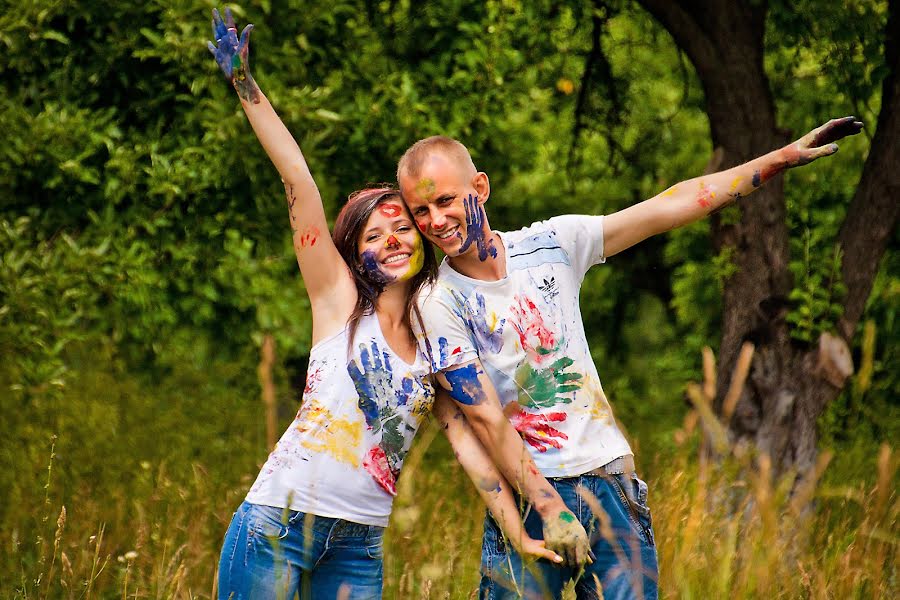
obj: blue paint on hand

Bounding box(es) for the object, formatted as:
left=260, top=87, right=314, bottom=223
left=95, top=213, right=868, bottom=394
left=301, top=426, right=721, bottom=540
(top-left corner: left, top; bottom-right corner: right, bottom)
left=444, top=363, right=487, bottom=405
left=208, top=8, right=253, bottom=81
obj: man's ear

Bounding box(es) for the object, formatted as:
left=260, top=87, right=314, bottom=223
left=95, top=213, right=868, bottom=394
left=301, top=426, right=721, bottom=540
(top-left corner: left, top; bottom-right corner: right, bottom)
left=472, top=171, right=490, bottom=204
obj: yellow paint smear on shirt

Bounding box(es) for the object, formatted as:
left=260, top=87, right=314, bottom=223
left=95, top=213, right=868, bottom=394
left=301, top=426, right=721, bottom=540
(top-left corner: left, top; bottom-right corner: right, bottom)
left=296, top=402, right=362, bottom=467
left=582, top=376, right=614, bottom=424
left=489, top=311, right=501, bottom=333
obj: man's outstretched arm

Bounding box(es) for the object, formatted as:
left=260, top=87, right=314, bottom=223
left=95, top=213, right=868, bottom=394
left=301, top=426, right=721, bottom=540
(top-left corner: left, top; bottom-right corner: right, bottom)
left=603, top=116, right=864, bottom=257
left=435, top=359, right=591, bottom=566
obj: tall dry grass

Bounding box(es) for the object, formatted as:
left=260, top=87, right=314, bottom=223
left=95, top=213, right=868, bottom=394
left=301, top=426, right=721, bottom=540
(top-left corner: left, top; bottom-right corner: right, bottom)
left=5, top=421, right=895, bottom=598
left=3, top=340, right=896, bottom=598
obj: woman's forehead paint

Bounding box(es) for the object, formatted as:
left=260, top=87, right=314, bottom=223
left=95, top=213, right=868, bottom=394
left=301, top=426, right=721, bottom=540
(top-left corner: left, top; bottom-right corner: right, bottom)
left=379, top=203, right=402, bottom=218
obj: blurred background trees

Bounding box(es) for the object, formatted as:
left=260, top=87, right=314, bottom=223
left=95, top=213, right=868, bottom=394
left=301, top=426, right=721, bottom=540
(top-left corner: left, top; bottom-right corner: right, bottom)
left=1, top=0, right=896, bottom=590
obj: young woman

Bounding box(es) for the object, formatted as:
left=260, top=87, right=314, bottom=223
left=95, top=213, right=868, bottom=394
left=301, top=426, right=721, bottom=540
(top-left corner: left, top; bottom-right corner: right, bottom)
left=208, top=9, right=561, bottom=599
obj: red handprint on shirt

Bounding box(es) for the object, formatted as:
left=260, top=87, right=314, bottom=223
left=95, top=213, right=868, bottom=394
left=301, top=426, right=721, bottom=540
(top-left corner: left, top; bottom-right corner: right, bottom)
left=363, top=446, right=396, bottom=496
left=505, top=402, right=568, bottom=453
left=510, top=295, right=560, bottom=364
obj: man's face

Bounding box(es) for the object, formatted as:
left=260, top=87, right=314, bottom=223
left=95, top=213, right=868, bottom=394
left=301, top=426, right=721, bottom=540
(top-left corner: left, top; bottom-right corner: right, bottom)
left=399, top=153, right=484, bottom=258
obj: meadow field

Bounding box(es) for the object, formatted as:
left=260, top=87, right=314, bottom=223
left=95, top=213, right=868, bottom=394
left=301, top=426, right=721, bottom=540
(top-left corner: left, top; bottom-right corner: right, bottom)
left=3, top=347, right=895, bottom=599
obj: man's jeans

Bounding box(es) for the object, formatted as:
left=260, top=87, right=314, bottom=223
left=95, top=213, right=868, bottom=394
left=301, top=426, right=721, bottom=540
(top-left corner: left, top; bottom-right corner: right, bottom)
left=218, top=501, right=384, bottom=599
left=480, top=473, right=658, bottom=600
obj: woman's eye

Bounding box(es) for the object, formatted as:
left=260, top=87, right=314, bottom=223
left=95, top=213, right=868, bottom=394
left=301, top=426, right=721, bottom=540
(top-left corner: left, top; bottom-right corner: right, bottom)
left=397, top=226, right=411, bottom=233
left=366, top=235, right=379, bottom=242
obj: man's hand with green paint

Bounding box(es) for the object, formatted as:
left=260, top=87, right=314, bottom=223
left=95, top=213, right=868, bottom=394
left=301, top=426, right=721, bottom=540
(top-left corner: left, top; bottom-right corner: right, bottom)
left=543, top=509, right=591, bottom=567
left=207, top=7, right=259, bottom=103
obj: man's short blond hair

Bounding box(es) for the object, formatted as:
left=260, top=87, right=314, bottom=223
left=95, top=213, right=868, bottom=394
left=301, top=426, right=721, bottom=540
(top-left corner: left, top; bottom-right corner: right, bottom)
left=396, top=136, right=477, bottom=182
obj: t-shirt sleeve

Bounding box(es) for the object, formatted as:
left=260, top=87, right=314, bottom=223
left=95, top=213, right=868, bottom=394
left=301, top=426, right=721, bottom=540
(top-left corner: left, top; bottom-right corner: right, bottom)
left=414, top=284, right=480, bottom=372
left=546, top=214, right=606, bottom=278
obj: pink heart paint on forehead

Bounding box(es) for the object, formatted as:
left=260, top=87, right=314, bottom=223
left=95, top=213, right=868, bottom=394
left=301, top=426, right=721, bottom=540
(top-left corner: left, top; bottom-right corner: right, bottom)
left=379, top=203, right=402, bottom=218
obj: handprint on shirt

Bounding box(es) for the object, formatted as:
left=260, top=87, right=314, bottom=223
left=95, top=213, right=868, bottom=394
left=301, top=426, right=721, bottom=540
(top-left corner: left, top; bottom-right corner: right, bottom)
left=348, top=341, right=395, bottom=429
left=363, top=446, right=396, bottom=495
left=348, top=341, right=416, bottom=495
left=456, top=194, right=498, bottom=261
left=515, top=356, right=582, bottom=409
left=451, top=290, right=505, bottom=354
left=505, top=402, right=568, bottom=453
left=510, top=295, right=561, bottom=363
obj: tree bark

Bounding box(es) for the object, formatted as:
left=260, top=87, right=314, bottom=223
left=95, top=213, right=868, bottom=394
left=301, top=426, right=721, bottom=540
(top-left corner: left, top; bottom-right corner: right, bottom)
left=636, top=0, right=900, bottom=477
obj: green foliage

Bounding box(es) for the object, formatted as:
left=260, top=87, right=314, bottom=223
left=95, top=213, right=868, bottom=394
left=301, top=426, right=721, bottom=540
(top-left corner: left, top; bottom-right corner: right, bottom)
left=786, top=230, right=846, bottom=343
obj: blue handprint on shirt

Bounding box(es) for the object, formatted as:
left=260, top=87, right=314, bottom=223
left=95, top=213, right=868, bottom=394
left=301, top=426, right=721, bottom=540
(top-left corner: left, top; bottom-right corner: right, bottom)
left=347, top=340, right=418, bottom=491
left=450, top=290, right=505, bottom=354
left=348, top=341, right=394, bottom=430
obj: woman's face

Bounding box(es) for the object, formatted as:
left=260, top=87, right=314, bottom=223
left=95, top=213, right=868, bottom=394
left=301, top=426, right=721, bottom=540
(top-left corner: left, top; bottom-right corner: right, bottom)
left=357, top=199, right=425, bottom=285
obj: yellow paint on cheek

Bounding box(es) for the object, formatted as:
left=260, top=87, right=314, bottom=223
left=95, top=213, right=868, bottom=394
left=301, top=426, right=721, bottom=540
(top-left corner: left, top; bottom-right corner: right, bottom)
left=297, top=403, right=362, bottom=467
left=399, top=236, right=424, bottom=281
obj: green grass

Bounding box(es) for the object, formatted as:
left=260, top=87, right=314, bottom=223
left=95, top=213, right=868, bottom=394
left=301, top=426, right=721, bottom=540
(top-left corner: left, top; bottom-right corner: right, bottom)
left=1, top=358, right=896, bottom=599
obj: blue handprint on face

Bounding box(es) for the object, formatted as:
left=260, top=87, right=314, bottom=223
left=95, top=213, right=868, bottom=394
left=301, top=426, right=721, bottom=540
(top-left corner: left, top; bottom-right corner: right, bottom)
left=456, top=194, right=497, bottom=261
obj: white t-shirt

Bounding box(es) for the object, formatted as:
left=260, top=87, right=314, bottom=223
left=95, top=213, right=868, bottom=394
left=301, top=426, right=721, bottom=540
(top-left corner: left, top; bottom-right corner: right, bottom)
left=246, top=312, right=434, bottom=526
left=417, top=215, right=631, bottom=477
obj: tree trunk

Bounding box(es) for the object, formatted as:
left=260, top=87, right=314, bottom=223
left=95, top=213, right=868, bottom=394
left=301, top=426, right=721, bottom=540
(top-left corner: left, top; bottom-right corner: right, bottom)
left=636, top=0, right=900, bottom=478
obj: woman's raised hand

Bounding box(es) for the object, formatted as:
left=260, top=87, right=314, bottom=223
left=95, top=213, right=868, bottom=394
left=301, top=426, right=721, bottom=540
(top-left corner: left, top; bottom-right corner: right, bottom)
left=207, top=7, right=258, bottom=103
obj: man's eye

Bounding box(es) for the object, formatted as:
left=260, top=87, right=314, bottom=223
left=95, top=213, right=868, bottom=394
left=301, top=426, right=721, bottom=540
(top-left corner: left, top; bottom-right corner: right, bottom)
left=414, top=207, right=427, bottom=216
left=438, top=197, right=452, bottom=205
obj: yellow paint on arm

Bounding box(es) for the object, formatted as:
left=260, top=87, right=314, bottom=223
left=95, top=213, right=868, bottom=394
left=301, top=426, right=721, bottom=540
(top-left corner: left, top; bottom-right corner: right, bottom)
left=661, top=185, right=679, bottom=197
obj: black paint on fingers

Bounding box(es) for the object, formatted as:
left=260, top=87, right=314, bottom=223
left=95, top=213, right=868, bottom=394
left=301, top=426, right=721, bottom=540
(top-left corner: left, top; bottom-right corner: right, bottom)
left=812, top=117, right=864, bottom=147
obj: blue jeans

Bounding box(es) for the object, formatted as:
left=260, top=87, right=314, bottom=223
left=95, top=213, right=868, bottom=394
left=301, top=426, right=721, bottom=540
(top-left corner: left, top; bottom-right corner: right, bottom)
left=480, top=473, right=658, bottom=600
left=217, top=501, right=385, bottom=599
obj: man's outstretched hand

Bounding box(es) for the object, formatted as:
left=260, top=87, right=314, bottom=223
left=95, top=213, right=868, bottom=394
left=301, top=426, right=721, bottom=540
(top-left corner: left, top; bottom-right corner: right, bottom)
left=207, top=7, right=259, bottom=103
left=786, top=116, right=864, bottom=167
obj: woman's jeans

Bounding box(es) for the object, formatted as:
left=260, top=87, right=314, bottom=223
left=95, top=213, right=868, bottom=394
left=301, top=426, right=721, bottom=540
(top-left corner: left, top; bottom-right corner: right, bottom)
left=480, top=472, right=658, bottom=600
left=218, top=501, right=385, bottom=599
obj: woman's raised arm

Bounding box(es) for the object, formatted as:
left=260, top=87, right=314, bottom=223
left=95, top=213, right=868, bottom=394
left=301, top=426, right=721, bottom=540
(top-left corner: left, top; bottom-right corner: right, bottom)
left=208, top=8, right=355, bottom=328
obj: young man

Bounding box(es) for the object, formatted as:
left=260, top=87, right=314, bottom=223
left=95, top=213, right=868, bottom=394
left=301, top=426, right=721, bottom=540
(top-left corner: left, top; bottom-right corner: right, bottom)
left=398, top=117, right=862, bottom=599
